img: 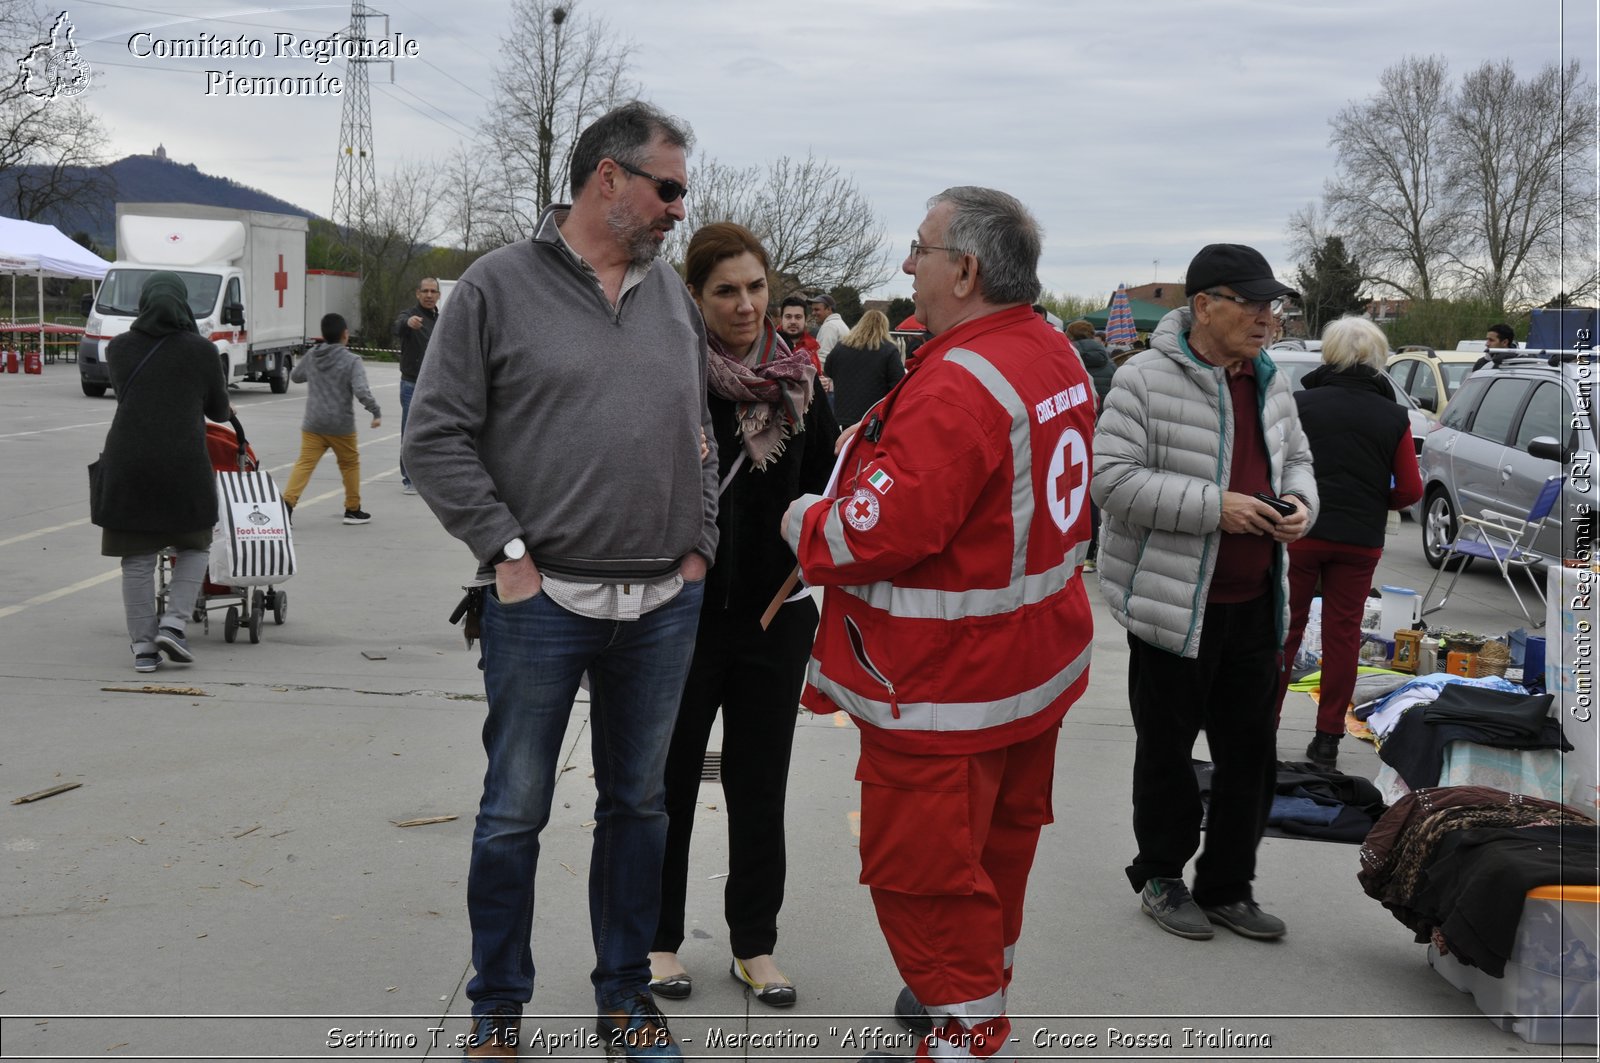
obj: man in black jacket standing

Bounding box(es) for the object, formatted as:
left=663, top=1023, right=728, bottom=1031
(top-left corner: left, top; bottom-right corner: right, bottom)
left=393, top=277, right=440, bottom=493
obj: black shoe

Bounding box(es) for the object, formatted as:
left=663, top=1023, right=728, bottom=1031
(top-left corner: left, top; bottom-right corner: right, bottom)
left=1203, top=899, right=1287, bottom=940
left=1306, top=732, right=1340, bottom=770
left=155, top=627, right=194, bottom=663
left=894, top=984, right=932, bottom=1035
left=647, top=971, right=692, bottom=1000
left=342, top=508, right=371, bottom=525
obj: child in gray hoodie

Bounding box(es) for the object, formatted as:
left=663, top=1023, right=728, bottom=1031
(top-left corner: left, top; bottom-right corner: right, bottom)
left=282, top=313, right=381, bottom=524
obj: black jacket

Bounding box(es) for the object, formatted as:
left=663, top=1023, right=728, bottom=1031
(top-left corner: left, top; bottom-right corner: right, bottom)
left=392, top=303, right=437, bottom=382
left=705, top=378, right=838, bottom=618
left=1294, top=364, right=1409, bottom=548
left=97, top=330, right=231, bottom=533
left=828, top=339, right=905, bottom=426
left=1073, top=336, right=1117, bottom=403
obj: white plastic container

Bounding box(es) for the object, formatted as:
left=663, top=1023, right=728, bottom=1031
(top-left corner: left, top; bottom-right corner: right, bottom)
left=1380, top=584, right=1421, bottom=635
left=1429, top=887, right=1600, bottom=1045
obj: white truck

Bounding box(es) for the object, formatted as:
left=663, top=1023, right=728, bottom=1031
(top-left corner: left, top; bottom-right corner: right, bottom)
left=79, top=204, right=311, bottom=397
left=305, top=269, right=362, bottom=340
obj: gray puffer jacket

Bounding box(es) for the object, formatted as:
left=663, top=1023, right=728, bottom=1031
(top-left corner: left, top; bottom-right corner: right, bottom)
left=1091, top=307, right=1317, bottom=658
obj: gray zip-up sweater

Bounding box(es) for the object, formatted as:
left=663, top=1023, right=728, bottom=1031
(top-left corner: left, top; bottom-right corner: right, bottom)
left=402, top=206, right=719, bottom=581
left=291, top=342, right=380, bottom=435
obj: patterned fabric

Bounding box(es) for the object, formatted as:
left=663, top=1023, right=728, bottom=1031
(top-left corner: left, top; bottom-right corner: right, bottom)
left=1104, top=284, right=1138, bottom=350
left=706, top=320, right=815, bottom=470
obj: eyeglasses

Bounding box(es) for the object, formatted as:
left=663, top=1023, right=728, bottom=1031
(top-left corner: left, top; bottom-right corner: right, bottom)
left=1205, top=290, right=1285, bottom=316
left=909, top=239, right=963, bottom=258
left=615, top=160, right=688, bottom=203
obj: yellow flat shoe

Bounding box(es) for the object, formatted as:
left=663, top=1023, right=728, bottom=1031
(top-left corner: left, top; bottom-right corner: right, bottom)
left=729, top=957, right=796, bottom=1008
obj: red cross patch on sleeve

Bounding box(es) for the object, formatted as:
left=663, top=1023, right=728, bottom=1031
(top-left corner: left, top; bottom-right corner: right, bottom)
left=845, top=488, right=880, bottom=531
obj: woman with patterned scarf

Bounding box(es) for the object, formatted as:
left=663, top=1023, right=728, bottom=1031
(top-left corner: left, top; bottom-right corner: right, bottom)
left=649, top=223, right=838, bottom=1008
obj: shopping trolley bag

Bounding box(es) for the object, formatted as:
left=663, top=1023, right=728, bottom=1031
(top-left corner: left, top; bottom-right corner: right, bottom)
left=211, top=469, right=296, bottom=586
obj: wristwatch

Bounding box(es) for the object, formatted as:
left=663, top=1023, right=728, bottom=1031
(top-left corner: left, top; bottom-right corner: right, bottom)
left=491, top=537, right=526, bottom=566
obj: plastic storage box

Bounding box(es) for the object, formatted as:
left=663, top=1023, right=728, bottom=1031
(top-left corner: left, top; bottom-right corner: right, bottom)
left=1429, top=885, right=1600, bottom=1045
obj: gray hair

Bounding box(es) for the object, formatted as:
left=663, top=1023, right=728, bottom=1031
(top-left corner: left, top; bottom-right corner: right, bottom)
left=927, top=186, right=1042, bottom=305
left=570, top=100, right=695, bottom=198
left=1320, top=315, right=1389, bottom=371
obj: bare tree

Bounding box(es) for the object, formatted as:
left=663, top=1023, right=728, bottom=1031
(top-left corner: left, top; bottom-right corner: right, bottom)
left=441, top=143, right=500, bottom=257
left=482, top=0, right=635, bottom=239
left=0, top=1, right=110, bottom=221
left=357, top=160, right=449, bottom=338
left=1442, top=60, right=1597, bottom=311
left=668, top=152, right=894, bottom=295
left=1324, top=55, right=1458, bottom=301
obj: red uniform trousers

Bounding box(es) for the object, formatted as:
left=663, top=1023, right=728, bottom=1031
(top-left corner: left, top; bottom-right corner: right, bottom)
left=856, top=723, right=1058, bottom=1059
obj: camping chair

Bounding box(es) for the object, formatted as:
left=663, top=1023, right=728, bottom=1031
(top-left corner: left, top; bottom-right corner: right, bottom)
left=1420, top=474, right=1564, bottom=626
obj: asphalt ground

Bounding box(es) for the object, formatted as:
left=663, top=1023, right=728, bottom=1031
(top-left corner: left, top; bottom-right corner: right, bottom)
left=1, top=359, right=1596, bottom=1062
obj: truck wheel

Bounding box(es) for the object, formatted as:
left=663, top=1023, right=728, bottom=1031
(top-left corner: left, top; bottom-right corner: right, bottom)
left=82, top=380, right=107, bottom=397
left=269, top=362, right=290, bottom=394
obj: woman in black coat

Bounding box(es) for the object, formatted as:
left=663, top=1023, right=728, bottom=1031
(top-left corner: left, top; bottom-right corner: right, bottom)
left=826, top=310, right=905, bottom=427
left=649, top=223, right=838, bottom=1008
left=95, top=272, right=232, bottom=673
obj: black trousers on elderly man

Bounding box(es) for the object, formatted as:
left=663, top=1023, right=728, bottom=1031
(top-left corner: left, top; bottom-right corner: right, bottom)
left=1123, top=593, right=1279, bottom=908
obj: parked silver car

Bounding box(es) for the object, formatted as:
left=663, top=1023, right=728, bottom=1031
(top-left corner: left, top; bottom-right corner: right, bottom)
left=1414, top=351, right=1593, bottom=567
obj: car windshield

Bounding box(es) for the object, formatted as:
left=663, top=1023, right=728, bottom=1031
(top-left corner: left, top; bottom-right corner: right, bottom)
left=95, top=269, right=220, bottom=319
left=1278, top=357, right=1414, bottom=410
left=1441, top=361, right=1477, bottom=397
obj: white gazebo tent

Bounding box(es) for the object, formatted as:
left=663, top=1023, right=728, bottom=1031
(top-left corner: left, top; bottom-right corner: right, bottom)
left=0, top=216, right=110, bottom=357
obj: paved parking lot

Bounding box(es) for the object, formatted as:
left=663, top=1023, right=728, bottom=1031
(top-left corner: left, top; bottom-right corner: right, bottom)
left=1, top=361, right=1591, bottom=1060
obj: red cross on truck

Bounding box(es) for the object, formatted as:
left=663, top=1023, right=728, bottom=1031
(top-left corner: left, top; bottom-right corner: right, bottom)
left=77, top=203, right=364, bottom=398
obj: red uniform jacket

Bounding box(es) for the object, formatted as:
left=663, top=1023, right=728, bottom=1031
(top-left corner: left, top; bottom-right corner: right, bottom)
left=782, top=305, right=1095, bottom=755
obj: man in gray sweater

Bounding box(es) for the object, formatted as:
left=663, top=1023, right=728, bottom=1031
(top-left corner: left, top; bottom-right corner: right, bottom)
left=404, top=101, right=717, bottom=1061
left=282, top=313, right=380, bottom=524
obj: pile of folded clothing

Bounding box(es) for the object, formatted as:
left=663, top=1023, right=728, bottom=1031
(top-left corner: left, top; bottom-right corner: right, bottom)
left=1358, top=785, right=1598, bottom=976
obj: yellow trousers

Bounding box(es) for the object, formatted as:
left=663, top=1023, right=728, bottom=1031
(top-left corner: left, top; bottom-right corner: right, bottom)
left=282, top=431, right=361, bottom=511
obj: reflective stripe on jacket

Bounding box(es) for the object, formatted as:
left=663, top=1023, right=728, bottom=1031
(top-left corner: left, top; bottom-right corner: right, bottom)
left=783, top=305, right=1096, bottom=756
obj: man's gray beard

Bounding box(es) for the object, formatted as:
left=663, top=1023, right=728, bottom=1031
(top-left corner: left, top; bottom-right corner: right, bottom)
left=606, top=201, right=662, bottom=267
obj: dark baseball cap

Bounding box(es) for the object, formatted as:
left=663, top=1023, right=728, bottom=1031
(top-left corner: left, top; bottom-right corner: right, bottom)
left=1184, top=243, right=1300, bottom=301
left=809, top=293, right=835, bottom=309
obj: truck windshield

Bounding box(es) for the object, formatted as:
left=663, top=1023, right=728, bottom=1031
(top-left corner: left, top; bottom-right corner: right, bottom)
left=95, top=270, right=222, bottom=319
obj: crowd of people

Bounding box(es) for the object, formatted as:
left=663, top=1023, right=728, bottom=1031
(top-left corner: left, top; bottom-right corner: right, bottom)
left=92, top=98, right=1429, bottom=1063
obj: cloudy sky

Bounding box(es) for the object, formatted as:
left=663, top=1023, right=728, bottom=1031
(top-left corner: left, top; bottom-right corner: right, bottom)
left=35, top=0, right=1600, bottom=301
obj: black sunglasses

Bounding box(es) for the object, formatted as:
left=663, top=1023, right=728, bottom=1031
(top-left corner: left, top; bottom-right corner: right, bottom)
left=615, top=160, right=688, bottom=203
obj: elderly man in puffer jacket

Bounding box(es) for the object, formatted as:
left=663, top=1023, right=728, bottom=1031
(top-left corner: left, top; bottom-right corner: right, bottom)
left=1091, top=243, right=1317, bottom=945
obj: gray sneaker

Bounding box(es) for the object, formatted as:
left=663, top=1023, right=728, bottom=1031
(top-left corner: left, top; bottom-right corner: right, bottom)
left=1203, top=899, right=1287, bottom=940
left=1140, top=877, right=1214, bottom=939
left=155, top=627, right=193, bottom=663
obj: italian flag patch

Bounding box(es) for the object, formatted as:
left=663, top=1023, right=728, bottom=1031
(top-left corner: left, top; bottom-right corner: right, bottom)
left=866, top=468, right=894, bottom=494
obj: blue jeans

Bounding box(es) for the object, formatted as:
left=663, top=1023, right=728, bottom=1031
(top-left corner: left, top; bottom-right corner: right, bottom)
left=398, top=377, right=415, bottom=485
left=467, top=580, right=705, bottom=1014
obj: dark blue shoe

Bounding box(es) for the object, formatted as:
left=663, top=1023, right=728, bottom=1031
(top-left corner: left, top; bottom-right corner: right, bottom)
left=155, top=627, right=193, bottom=663
left=596, top=993, right=682, bottom=1060
left=463, top=1006, right=519, bottom=1060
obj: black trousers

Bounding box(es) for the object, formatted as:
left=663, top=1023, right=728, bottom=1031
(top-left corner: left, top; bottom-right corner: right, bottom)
left=1124, top=594, right=1279, bottom=907
left=653, top=596, right=817, bottom=958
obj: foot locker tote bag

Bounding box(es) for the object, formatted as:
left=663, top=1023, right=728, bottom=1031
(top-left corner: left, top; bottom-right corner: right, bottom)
left=211, top=469, right=296, bottom=586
